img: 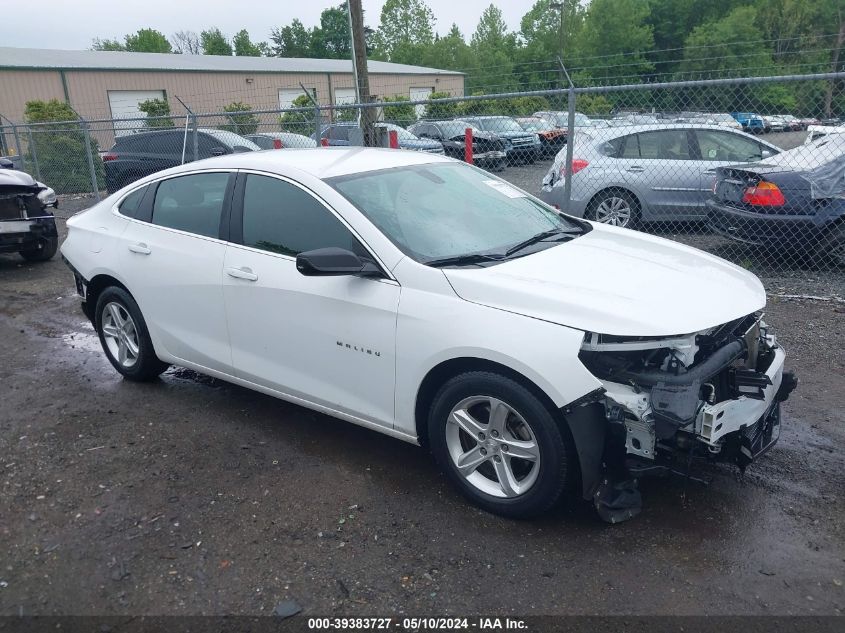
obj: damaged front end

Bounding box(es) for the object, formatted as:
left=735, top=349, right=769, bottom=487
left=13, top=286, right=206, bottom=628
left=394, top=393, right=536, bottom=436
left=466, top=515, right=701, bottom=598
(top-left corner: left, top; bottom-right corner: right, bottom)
left=577, top=314, right=797, bottom=522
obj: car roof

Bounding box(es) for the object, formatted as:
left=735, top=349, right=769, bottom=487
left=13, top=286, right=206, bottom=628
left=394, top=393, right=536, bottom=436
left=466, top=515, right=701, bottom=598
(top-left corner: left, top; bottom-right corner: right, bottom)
left=134, top=147, right=451, bottom=181
left=580, top=122, right=765, bottom=138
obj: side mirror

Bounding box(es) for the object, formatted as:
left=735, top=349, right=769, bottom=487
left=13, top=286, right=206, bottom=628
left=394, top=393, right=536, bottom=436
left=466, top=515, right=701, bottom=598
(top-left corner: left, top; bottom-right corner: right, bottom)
left=761, top=149, right=773, bottom=158
left=296, top=247, right=381, bottom=277
left=210, top=146, right=227, bottom=156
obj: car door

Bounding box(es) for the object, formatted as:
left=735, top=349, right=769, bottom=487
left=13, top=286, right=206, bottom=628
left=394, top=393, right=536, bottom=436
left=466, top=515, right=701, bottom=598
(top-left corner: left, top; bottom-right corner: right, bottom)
left=222, top=172, right=400, bottom=428
left=694, top=129, right=774, bottom=203
left=118, top=170, right=235, bottom=374
left=618, top=129, right=702, bottom=220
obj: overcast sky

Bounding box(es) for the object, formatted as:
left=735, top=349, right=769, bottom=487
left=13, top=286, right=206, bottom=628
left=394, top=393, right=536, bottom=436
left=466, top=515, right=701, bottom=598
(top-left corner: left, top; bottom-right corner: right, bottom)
left=1, top=1, right=530, bottom=51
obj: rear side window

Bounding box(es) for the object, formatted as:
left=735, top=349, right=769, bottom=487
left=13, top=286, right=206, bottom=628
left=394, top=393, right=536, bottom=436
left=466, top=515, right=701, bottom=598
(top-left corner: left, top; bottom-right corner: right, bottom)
left=152, top=172, right=229, bottom=239
left=696, top=130, right=768, bottom=162
left=327, top=126, right=349, bottom=142
left=637, top=130, right=692, bottom=160
left=118, top=186, right=147, bottom=218
left=241, top=174, right=366, bottom=257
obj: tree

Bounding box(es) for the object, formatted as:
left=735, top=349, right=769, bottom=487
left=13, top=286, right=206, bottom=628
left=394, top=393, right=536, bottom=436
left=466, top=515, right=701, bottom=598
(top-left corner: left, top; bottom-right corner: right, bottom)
left=268, top=19, right=313, bottom=57
left=382, top=95, right=416, bottom=124
left=310, top=4, right=352, bottom=59
left=424, top=91, right=458, bottom=118
left=420, top=24, right=474, bottom=73
left=575, top=0, right=654, bottom=82
left=280, top=94, right=316, bottom=136
left=92, top=38, right=125, bottom=51
left=469, top=5, right=518, bottom=92
left=220, top=102, right=259, bottom=135
left=372, top=0, right=436, bottom=64
left=201, top=28, right=233, bottom=56
left=125, top=28, right=173, bottom=53
left=233, top=29, right=266, bottom=57
left=516, top=0, right=585, bottom=90
left=171, top=30, right=201, bottom=55
left=138, top=98, right=175, bottom=128
left=24, top=99, right=104, bottom=194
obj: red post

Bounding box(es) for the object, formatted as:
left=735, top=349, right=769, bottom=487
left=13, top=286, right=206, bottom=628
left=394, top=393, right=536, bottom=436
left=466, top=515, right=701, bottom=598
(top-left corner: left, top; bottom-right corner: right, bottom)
left=388, top=130, right=399, bottom=149
left=320, top=137, right=329, bottom=147
left=464, top=127, right=473, bottom=164
left=272, top=138, right=283, bottom=149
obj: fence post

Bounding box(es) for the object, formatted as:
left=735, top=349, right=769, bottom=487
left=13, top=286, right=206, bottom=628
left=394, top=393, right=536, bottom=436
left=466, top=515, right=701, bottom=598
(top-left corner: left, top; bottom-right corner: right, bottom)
left=25, top=125, right=41, bottom=181
left=314, top=102, right=322, bottom=146
left=562, top=86, right=576, bottom=213
left=190, top=114, right=198, bottom=163
left=10, top=123, right=23, bottom=161
left=80, top=118, right=101, bottom=202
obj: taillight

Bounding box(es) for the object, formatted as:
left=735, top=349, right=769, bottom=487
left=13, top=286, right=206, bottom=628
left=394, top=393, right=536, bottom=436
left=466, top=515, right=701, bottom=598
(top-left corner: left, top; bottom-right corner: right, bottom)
left=102, top=152, right=117, bottom=162
left=742, top=181, right=785, bottom=206
left=559, top=159, right=589, bottom=177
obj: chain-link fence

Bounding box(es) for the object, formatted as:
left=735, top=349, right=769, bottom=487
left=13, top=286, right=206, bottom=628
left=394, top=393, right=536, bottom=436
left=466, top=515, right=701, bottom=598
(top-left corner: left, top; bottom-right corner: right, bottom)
left=2, top=71, right=843, bottom=293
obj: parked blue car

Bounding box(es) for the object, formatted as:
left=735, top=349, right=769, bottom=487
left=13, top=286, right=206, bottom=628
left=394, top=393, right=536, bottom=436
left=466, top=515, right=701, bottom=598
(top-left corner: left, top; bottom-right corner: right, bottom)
left=731, top=112, right=766, bottom=134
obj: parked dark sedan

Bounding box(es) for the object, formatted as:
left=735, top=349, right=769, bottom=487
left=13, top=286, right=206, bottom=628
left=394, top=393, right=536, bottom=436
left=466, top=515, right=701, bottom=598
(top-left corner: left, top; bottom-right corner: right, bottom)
left=461, top=116, right=540, bottom=163
left=103, top=129, right=259, bottom=193
left=707, top=135, right=845, bottom=266
left=407, top=120, right=506, bottom=171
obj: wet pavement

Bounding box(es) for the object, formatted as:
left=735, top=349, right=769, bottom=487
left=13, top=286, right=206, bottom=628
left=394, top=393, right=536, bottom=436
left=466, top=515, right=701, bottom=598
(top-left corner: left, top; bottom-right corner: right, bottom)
left=0, top=204, right=843, bottom=616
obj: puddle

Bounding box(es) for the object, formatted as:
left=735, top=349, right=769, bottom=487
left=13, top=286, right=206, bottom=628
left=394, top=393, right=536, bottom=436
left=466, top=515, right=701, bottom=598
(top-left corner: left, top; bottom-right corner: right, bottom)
left=61, top=323, right=102, bottom=353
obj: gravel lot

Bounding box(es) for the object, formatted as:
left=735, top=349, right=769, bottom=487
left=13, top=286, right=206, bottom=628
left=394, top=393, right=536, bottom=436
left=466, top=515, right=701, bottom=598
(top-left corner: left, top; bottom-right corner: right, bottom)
left=0, top=194, right=843, bottom=617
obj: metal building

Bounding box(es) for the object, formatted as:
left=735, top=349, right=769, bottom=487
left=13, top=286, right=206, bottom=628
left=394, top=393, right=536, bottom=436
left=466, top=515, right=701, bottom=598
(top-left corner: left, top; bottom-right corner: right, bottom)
left=0, top=47, right=465, bottom=123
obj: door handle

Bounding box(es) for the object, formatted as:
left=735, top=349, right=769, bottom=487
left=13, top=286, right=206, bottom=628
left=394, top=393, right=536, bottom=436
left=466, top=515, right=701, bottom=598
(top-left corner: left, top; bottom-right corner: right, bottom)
left=128, top=242, right=151, bottom=255
left=702, top=169, right=716, bottom=175
left=225, top=266, right=258, bottom=282
left=626, top=166, right=645, bottom=172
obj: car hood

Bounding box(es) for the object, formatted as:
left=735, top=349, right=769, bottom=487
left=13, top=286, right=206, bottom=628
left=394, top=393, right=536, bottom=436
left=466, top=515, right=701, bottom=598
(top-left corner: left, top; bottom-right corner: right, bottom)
left=447, top=131, right=499, bottom=142
left=0, top=169, right=43, bottom=193
left=400, top=138, right=442, bottom=150
left=442, top=225, right=766, bottom=337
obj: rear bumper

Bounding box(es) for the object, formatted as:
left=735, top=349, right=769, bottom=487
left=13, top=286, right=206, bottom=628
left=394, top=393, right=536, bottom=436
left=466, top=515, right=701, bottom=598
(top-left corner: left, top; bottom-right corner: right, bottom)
left=706, top=200, right=824, bottom=246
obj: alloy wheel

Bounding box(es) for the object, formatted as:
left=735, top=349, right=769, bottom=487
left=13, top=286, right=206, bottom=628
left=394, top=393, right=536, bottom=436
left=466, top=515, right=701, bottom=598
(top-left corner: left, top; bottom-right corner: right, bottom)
left=594, top=196, right=633, bottom=227
left=445, top=396, right=541, bottom=498
left=101, top=302, right=140, bottom=368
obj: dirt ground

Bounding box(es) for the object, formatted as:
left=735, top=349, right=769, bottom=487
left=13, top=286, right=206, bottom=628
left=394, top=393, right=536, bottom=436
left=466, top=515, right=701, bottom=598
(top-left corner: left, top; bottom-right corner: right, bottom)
left=0, top=201, right=843, bottom=617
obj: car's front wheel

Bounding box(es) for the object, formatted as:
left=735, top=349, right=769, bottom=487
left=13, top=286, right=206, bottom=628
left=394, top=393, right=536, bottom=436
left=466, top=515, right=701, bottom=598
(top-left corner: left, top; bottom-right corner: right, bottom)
left=19, top=235, right=58, bottom=262
left=428, top=372, right=572, bottom=518
left=95, top=286, right=169, bottom=381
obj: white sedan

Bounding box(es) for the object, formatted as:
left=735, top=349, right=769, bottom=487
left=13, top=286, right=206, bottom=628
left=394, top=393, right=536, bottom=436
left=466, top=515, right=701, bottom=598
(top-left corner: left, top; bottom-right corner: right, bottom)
left=61, top=148, right=795, bottom=522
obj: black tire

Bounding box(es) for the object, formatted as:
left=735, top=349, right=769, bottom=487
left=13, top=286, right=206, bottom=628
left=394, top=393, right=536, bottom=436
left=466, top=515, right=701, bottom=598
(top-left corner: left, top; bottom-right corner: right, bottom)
left=19, top=235, right=58, bottom=262
left=587, top=188, right=640, bottom=229
left=428, top=371, right=573, bottom=518
left=94, top=286, right=169, bottom=381
left=815, top=222, right=845, bottom=268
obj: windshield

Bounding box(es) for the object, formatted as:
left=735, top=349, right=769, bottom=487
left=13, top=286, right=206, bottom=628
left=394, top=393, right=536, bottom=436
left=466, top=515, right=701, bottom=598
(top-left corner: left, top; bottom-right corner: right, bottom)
left=203, top=129, right=261, bottom=151
left=517, top=118, right=546, bottom=132
left=328, top=163, right=585, bottom=264
left=476, top=118, right=524, bottom=133
left=376, top=123, right=417, bottom=140
left=437, top=121, right=473, bottom=138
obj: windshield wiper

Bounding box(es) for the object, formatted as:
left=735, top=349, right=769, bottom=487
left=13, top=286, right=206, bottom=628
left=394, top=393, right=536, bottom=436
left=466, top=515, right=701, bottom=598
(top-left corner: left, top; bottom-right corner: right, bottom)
left=425, top=253, right=506, bottom=268
left=504, top=228, right=576, bottom=257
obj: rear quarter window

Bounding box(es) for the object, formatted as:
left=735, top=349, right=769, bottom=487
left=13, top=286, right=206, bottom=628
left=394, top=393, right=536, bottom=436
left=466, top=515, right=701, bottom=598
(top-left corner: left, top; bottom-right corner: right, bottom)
left=117, top=186, right=147, bottom=219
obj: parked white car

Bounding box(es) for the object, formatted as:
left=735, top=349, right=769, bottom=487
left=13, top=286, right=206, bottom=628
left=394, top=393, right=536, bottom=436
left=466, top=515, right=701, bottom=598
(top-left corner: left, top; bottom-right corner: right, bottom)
left=61, top=148, right=795, bottom=522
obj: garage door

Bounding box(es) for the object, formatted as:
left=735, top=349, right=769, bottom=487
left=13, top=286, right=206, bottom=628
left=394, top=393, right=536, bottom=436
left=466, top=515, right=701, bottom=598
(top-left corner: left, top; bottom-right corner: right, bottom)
left=108, top=90, right=166, bottom=137
left=279, top=88, right=305, bottom=111
left=410, top=87, right=434, bottom=118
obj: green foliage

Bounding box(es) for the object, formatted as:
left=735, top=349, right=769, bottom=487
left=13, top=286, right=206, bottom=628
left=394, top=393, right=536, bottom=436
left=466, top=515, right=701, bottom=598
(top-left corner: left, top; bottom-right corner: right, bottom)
left=280, top=94, right=316, bottom=135
left=576, top=94, right=614, bottom=116
left=92, top=28, right=172, bottom=53
left=469, top=4, right=519, bottom=93
left=372, top=0, right=436, bottom=63
left=91, top=38, right=125, bottom=51
left=382, top=95, right=416, bottom=124
left=420, top=24, right=475, bottom=72
left=24, top=99, right=104, bottom=194
left=201, top=28, right=233, bottom=56
left=137, top=98, right=174, bottom=128
left=220, top=102, right=259, bottom=135
left=233, top=29, right=266, bottom=57
left=424, top=91, right=458, bottom=119
left=269, top=19, right=313, bottom=57
left=456, top=94, right=550, bottom=117
left=576, top=0, right=654, bottom=81
left=310, top=4, right=352, bottom=59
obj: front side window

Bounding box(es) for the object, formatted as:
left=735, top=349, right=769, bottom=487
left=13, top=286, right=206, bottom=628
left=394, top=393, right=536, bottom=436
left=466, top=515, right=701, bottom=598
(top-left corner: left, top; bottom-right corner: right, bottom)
left=696, top=130, right=769, bottom=162
left=152, top=172, right=229, bottom=238
left=329, top=163, right=585, bottom=263
left=241, top=174, right=365, bottom=257
left=636, top=130, right=692, bottom=160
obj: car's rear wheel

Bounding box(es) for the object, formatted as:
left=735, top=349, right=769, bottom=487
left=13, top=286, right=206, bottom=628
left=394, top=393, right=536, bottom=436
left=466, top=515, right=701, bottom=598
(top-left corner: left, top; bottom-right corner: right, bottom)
left=95, top=286, right=169, bottom=381
left=19, top=235, right=58, bottom=262
left=588, top=189, right=639, bottom=228
left=428, top=372, right=572, bottom=518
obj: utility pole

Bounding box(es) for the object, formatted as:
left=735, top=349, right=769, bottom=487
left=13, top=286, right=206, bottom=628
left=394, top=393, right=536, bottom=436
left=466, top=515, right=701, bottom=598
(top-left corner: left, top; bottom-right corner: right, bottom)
left=550, top=1, right=566, bottom=88
left=347, top=0, right=375, bottom=146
